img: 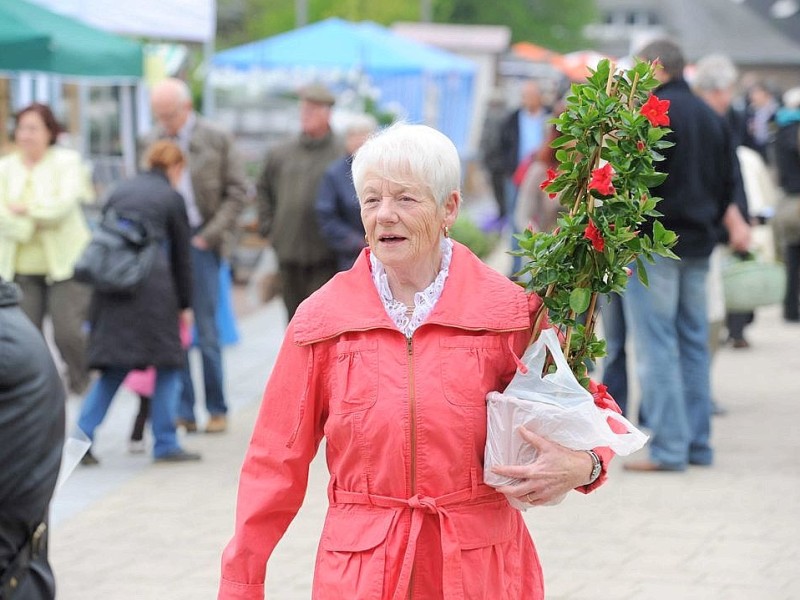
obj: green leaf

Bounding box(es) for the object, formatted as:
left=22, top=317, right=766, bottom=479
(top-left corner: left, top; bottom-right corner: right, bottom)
left=551, top=134, right=575, bottom=148
left=635, top=256, right=649, bottom=286
left=569, top=287, right=591, bottom=313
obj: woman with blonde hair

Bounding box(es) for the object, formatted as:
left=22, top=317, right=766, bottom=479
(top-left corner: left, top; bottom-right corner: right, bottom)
left=77, top=140, right=200, bottom=464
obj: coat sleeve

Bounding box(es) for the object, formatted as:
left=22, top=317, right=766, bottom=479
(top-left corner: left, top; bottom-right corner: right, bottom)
left=575, top=380, right=623, bottom=494
left=218, top=325, right=327, bottom=600
left=197, top=132, right=247, bottom=249
left=167, top=192, right=193, bottom=310
left=256, top=152, right=277, bottom=240
left=27, top=150, right=91, bottom=224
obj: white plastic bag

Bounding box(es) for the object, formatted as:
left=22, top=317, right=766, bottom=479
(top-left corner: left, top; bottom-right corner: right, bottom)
left=484, top=328, right=647, bottom=508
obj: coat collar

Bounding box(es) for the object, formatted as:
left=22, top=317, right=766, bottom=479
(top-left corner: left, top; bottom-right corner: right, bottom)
left=292, top=241, right=531, bottom=345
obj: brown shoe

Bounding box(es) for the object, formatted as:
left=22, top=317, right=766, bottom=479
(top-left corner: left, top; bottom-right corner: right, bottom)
left=175, top=418, right=198, bottom=433
left=624, top=460, right=685, bottom=473
left=205, top=414, right=228, bottom=434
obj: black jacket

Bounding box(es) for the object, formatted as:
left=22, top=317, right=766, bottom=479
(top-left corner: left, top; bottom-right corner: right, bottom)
left=87, top=170, right=192, bottom=369
left=774, top=119, right=800, bottom=195
left=644, top=79, right=734, bottom=258
left=498, top=108, right=523, bottom=176
left=315, top=156, right=365, bottom=271
left=0, top=278, right=65, bottom=599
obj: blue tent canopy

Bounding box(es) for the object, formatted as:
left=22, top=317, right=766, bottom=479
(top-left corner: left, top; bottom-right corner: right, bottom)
left=212, top=18, right=475, bottom=153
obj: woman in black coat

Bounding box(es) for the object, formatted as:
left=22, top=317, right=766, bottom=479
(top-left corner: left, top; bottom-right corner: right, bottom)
left=77, top=140, right=200, bottom=463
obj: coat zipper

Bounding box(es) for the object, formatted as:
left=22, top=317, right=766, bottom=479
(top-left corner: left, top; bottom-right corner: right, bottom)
left=406, top=334, right=416, bottom=599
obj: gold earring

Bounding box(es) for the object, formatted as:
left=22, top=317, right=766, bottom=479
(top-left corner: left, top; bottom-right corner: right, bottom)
left=443, top=225, right=450, bottom=238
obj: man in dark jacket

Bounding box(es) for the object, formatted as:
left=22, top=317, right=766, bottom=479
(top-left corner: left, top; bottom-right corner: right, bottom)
left=621, top=39, right=734, bottom=473
left=497, top=80, right=550, bottom=275
left=0, top=277, right=64, bottom=599
left=257, top=83, right=345, bottom=320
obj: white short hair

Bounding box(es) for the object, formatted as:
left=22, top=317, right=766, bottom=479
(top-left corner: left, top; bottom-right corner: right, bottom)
left=344, top=113, right=379, bottom=136
left=692, top=54, right=738, bottom=92
left=783, top=87, right=800, bottom=109
left=351, top=122, right=460, bottom=206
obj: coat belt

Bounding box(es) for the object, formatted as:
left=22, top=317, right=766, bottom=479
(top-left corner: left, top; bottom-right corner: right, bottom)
left=331, top=484, right=501, bottom=600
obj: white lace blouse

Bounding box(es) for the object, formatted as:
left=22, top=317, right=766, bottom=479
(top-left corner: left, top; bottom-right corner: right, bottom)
left=370, top=237, right=453, bottom=338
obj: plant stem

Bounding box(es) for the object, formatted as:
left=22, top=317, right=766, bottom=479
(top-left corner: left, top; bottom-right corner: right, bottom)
left=605, top=63, right=615, bottom=95
left=628, top=72, right=640, bottom=111
left=562, top=309, right=576, bottom=361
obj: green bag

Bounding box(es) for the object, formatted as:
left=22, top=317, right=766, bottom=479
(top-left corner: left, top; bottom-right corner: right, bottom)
left=722, top=253, right=786, bottom=312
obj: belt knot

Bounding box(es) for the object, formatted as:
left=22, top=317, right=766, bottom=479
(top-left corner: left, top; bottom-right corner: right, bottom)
left=408, top=494, right=438, bottom=513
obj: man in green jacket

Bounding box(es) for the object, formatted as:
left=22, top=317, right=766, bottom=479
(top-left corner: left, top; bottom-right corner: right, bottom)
left=257, top=83, right=345, bottom=321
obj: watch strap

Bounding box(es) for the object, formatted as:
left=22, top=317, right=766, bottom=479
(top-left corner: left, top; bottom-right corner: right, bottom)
left=585, top=449, right=602, bottom=485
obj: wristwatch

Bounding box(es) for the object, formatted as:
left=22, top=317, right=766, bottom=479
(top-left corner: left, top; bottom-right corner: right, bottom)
left=585, top=450, right=602, bottom=485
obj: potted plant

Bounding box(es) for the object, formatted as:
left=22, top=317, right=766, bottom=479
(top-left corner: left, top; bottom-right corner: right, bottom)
left=484, top=58, right=678, bottom=502
left=517, top=58, right=678, bottom=385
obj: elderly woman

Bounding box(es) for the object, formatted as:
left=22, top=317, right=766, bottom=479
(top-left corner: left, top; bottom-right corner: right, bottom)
left=0, top=103, right=93, bottom=395
left=76, top=141, right=199, bottom=465
left=219, top=123, right=619, bottom=599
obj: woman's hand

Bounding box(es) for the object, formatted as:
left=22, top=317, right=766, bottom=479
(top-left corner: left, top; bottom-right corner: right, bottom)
left=181, top=308, right=194, bottom=330
left=7, top=203, right=27, bottom=215
left=191, top=235, right=209, bottom=250
left=491, top=427, right=594, bottom=507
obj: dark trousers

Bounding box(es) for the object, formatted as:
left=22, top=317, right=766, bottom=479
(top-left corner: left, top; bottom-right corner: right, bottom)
left=784, top=243, right=800, bottom=321
left=14, top=275, right=91, bottom=395
left=599, top=293, right=628, bottom=416
left=489, top=169, right=507, bottom=219
left=725, top=312, right=752, bottom=341
left=131, top=395, right=151, bottom=441
left=279, top=261, right=338, bottom=322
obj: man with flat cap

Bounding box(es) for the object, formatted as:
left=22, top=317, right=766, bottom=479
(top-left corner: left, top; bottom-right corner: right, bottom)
left=257, top=83, right=345, bottom=321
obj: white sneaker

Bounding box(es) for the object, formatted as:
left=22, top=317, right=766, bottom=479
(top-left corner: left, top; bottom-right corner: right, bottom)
left=128, top=439, right=146, bottom=454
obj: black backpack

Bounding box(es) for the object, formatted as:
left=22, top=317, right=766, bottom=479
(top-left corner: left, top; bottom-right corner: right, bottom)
left=74, top=208, right=159, bottom=294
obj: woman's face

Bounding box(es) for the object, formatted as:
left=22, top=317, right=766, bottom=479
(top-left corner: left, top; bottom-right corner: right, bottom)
left=360, top=173, right=458, bottom=272
left=15, top=111, right=51, bottom=159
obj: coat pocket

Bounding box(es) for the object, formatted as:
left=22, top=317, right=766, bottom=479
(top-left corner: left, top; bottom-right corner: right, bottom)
left=331, top=340, right=379, bottom=414
left=315, top=507, right=394, bottom=600
left=450, top=500, right=516, bottom=549
left=450, top=502, right=528, bottom=600
left=440, top=335, right=503, bottom=407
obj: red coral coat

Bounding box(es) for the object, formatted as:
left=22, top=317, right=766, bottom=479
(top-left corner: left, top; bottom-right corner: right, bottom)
left=219, top=242, right=615, bottom=600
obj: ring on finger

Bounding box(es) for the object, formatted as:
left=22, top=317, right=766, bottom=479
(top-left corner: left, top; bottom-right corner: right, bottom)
left=525, top=492, right=535, bottom=503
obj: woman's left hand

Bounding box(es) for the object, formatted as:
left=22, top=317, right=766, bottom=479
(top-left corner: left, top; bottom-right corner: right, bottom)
left=191, top=235, right=209, bottom=250
left=7, top=203, right=27, bottom=215
left=491, top=427, right=593, bottom=507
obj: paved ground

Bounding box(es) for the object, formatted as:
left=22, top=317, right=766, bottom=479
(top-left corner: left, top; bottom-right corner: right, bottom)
left=49, top=249, right=800, bottom=599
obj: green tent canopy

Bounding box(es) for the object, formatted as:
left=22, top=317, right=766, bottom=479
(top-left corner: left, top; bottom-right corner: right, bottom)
left=0, top=0, right=143, bottom=78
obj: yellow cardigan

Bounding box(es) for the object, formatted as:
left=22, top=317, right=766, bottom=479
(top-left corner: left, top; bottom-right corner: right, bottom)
left=0, top=147, right=93, bottom=282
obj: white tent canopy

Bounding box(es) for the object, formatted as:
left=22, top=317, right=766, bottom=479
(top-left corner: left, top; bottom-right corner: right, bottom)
left=28, top=0, right=216, bottom=43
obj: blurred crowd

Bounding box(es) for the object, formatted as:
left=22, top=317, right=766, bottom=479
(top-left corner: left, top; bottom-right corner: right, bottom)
left=2, top=35, right=800, bottom=596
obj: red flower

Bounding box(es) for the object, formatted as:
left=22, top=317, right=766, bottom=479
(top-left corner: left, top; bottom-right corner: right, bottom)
left=636, top=140, right=646, bottom=152
left=588, top=163, right=615, bottom=196
left=583, top=219, right=604, bottom=252
left=641, top=94, right=670, bottom=127
left=539, top=168, right=559, bottom=199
